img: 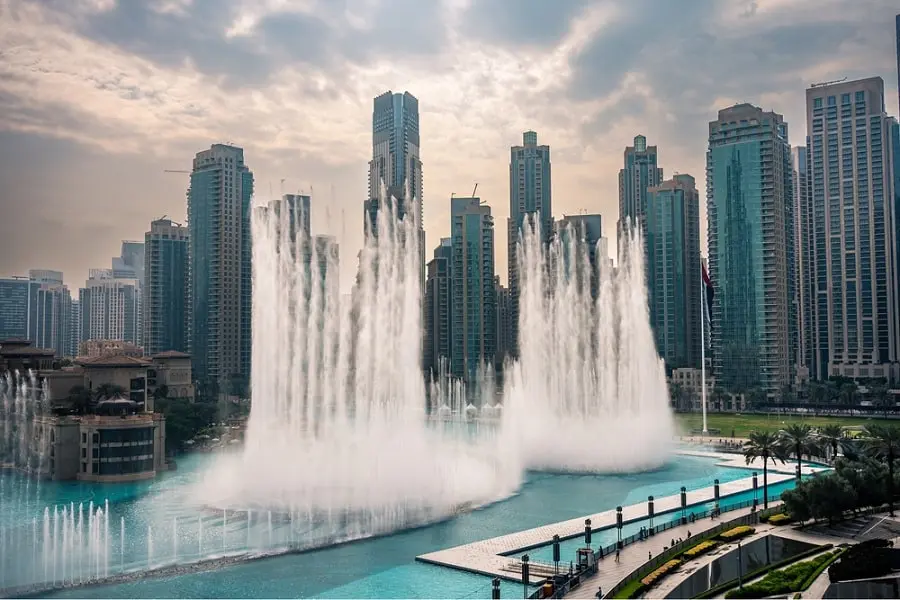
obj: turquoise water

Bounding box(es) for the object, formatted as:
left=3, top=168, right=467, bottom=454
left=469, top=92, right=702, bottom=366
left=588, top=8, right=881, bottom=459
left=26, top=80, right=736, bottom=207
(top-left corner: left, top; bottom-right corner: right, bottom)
left=9, top=453, right=783, bottom=599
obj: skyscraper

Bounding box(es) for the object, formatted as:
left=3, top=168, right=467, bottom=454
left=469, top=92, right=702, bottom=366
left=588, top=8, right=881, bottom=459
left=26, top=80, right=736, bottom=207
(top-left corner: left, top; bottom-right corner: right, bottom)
left=188, top=144, right=254, bottom=390
left=365, top=91, right=424, bottom=284
left=30, top=270, right=73, bottom=357
left=450, top=197, right=495, bottom=381
left=645, top=175, right=702, bottom=372
left=618, top=134, right=663, bottom=241
left=0, top=276, right=39, bottom=341
left=424, top=238, right=452, bottom=379
left=508, top=130, right=551, bottom=355
left=494, top=276, right=510, bottom=370
left=555, top=213, right=603, bottom=299
left=805, top=77, right=900, bottom=382
left=144, top=218, right=190, bottom=357
left=707, top=103, right=794, bottom=395
left=113, top=241, right=145, bottom=286
left=81, top=269, right=141, bottom=345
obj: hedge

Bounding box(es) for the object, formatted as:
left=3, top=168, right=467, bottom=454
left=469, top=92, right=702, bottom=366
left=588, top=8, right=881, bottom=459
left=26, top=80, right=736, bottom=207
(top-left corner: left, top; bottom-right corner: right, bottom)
left=640, top=559, right=682, bottom=588
left=719, top=525, right=755, bottom=541
left=724, top=551, right=837, bottom=598
left=767, top=514, right=792, bottom=525
left=684, top=540, right=720, bottom=559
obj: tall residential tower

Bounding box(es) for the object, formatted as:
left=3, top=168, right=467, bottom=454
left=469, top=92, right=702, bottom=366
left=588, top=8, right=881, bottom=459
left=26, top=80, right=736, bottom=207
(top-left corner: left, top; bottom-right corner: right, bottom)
left=451, top=197, right=496, bottom=381
left=188, top=144, right=254, bottom=391
left=646, top=174, right=702, bottom=372
left=508, top=131, right=551, bottom=355
left=144, top=218, right=190, bottom=357
left=707, top=104, right=795, bottom=395
left=618, top=134, right=663, bottom=242
left=804, top=77, right=900, bottom=382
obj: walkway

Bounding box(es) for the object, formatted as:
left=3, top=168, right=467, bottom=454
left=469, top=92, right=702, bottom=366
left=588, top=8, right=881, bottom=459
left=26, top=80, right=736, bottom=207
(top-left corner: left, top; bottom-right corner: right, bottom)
left=417, top=452, right=823, bottom=586
left=566, top=504, right=763, bottom=599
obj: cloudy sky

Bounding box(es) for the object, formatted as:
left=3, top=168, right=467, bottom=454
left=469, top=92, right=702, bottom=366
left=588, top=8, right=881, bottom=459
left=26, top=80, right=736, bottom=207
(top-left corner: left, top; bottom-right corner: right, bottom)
left=0, top=0, right=897, bottom=291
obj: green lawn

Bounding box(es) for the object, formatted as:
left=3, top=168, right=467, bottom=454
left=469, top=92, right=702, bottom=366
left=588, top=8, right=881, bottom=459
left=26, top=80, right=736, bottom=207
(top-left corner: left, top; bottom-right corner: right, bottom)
left=674, top=412, right=886, bottom=438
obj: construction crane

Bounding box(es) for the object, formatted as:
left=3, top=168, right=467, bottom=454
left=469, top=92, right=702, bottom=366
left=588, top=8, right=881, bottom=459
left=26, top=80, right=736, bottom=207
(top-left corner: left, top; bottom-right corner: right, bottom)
left=163, top=169, right=190, bottom=174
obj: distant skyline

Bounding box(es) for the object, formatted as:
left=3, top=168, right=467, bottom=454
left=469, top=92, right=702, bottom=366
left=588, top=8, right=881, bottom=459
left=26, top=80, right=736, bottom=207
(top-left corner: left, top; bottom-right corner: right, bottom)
left=0, top=0, right=897, bottom=292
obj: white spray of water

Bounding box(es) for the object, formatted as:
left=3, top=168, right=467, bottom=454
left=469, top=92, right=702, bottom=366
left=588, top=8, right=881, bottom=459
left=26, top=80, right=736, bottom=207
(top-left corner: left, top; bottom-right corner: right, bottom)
left=502, top=219, right=673, bottom=472
left=197, top=191, right=519, bottom=533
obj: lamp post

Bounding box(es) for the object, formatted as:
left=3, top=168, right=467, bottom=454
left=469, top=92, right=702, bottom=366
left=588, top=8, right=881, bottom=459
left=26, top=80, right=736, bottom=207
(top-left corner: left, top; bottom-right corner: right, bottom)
left=492, top=577, right=501, bottom=600
left=752, top=472, right=758, bottom=512
left=553, top=534, right=560, bottom=574
left=522, top=554, right=530, bottom=599
left=616, top=506, right=623, bottom=549
left=648, top=496, right=655, bottom=534
left=737, top=541, right=743, bottom=590
left=680, top=486, right=687, bottom=524
left=584, top=518, right=592, bottom=547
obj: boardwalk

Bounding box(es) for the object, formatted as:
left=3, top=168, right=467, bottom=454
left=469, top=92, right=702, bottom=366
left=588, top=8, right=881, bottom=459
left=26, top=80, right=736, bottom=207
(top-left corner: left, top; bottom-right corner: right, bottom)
left=416, top=452, right=825, bottom=586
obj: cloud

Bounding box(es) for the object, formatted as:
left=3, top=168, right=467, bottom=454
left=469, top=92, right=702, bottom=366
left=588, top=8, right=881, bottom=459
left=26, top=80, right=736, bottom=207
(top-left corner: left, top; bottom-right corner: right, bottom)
left=0, top=0, right=898, bottom=292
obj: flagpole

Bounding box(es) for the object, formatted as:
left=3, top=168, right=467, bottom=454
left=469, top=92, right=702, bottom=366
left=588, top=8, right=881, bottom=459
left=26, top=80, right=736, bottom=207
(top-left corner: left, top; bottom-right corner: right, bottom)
left=701, top=261, right=708, bottom=435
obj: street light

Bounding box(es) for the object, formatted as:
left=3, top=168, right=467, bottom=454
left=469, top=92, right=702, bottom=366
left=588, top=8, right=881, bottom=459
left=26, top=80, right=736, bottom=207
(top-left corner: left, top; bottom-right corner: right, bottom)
left=737, top=540, right=744, bottom=590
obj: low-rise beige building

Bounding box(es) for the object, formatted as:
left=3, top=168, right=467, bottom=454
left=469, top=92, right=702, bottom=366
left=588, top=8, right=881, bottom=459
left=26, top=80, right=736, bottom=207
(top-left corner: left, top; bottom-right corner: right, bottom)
left=151, top=351, right=194, bottom=401
left=36, top=412, right=166, bottom=482
left=78, top=339, right=143, bottom=359
left=77, top=355, right=153, bottom=410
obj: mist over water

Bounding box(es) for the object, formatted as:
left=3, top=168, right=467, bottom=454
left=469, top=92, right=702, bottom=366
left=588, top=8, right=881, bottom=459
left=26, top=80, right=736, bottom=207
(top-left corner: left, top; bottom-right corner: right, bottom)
left=197, top=194, right=520, bottom=530
left=501, top=220, right=674, bottom=472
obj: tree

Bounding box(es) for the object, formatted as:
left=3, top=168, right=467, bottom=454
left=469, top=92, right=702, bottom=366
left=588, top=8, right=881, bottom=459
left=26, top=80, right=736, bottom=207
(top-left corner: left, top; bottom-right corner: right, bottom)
left=743, top=430, right=787, bottom=509
left=669, top=382, right=685, bottom=411
left=869, top=384, right=892, bottom=417
left=839, top=382, right=857, bottom=406
left=818, top=424, right=844, bottom=462
left=68, top=384, right=94, bottom=415
left=861, top=424, right=900, bottom=516
left=833, top=457, right=888, bottom=509
left=153, top=384, right=170, bottom=401
left=93, top=383, right=127, bottom=401
left=779, top=424, right=820, bottom=479
left=748, top=388, right=768, bottom=411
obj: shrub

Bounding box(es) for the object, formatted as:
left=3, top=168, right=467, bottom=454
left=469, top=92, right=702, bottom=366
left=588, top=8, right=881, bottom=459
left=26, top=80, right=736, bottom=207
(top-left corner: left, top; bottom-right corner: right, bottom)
left=640, top=559, right=682, bottom=588
left=725, top=551, right=836, bottom=599
left=684, top=540, right=720, bottom=559
left=719, top=525, right=755, bottom=541
left=767, top=513, right=792, bottom=525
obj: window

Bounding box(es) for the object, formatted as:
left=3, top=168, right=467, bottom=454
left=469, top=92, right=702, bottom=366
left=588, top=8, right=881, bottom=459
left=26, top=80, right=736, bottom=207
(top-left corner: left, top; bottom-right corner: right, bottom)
left=814, top=98, right=823, bottom=109
left=841, top=93, right=850, bottom=105
left=828, top=96, right=836, bottom=106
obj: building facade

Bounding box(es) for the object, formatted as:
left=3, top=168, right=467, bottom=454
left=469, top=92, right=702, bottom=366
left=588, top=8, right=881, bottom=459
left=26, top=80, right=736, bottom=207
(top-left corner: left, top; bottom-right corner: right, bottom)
left=646, top=174, right=702, bottom=372
left=80, top=270, right=141, bottom=347
left=365, top=91, right=425, bottom=285
left=618, top=134, right=663, bottom=242
left=424, top=238, right=452, bottom=378
left=805, top=78, right=900, bottom=382
left=144, top=219, right=190, bottom=357
left=707, top=103, right=794, bottom=395
left=495, top=277, right=511, bottom=370
left=0, top=276, right=39, bottom=342
left=34, top=279, right=73, bottom=358
left=508, top=130, right=552, bottom=356
left=555, top=213, right=604, bottom=299
left=450, top=197, right=495, bottom=381
left=188, top=144, right=254, bottom=389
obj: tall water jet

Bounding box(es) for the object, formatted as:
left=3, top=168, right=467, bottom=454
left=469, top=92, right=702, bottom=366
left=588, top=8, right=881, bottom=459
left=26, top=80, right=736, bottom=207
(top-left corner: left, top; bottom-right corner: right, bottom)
left=197, top=191, right=517, bottom=538
left=502, top=219, right=674, bottom=472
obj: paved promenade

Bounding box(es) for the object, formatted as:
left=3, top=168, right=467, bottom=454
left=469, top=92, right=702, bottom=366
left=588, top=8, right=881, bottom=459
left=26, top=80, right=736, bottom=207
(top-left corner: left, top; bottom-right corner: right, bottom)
left=417, top=452, right=824, bottom=586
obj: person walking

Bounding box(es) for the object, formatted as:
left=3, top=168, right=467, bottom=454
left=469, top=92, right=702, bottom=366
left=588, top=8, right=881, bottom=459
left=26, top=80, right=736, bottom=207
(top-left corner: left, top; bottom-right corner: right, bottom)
left=615, top=549, right=620, bottom=563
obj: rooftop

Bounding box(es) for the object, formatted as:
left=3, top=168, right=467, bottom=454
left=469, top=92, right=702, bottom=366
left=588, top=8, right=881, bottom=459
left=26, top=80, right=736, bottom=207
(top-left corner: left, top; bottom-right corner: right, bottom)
left=152, top=350, right=191, bottom=359
left=76, top=355, right=152, bottom=368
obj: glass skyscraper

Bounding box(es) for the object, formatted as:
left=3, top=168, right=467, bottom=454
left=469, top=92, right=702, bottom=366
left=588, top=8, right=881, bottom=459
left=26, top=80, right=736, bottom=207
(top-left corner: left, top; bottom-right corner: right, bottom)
left=424, top=238, right=452, bottom=379
left=508, top=130, right=551, bottom=356
left=143, top=218, right=190, bottom=357
left=618, top=134, right=663, bottom=242
left=646, top=175, right=702, bottom=372
left=450, top=197, right=495, bottom=381
left=365, top=91, right=425, bottom=287
left=188, top=144, right=254, bottom=391
left=804, top=78, right=900, bottom=382
left=0, top=276, right=39, bottom=342
left=707, top=104, right=794, bottom=395
left=792, top=146, right=813, bottom=376
left=554, top=213, right=604, bottom=299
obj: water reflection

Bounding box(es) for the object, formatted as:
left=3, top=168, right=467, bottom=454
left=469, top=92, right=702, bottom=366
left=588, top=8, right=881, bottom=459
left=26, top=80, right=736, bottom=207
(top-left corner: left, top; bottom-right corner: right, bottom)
left=666, top=535, right=819, bottom=599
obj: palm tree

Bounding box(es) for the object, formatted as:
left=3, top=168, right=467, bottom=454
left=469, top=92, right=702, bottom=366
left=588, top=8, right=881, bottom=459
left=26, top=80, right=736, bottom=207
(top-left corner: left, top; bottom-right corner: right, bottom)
left=839, top=382, right=857, bottom=406
left=779, top=423, right=820, bottom=478
left=861, top=424, right=900, bottom=516
left=743, top=431, right=787, bottom=509
left=818, top=424, right=844, bottom=462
